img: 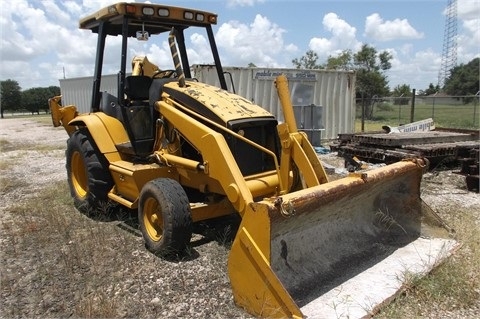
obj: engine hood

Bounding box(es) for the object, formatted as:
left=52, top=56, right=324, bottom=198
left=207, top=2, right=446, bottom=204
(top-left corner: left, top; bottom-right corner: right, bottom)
left=161, top=80, right=274, bottom=126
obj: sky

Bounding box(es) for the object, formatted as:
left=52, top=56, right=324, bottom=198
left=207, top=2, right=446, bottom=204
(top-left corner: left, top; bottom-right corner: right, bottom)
left=0, top=0, right=479, bottom=92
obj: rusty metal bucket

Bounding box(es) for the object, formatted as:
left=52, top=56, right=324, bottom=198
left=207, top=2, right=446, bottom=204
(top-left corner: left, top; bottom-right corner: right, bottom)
left=228, top=159, right=457, bottom=318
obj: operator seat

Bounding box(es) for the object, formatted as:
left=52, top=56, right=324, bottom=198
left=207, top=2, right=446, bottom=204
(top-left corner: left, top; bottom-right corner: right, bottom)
left=121, top=75, right=156, bottom=157
left=125, top=75, right=152, bottom=102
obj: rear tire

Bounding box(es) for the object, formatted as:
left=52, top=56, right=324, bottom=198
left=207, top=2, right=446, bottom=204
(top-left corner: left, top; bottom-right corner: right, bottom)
left=66, top=128, right=114, bottom=213
left=138, top=178, right=193, bottom=256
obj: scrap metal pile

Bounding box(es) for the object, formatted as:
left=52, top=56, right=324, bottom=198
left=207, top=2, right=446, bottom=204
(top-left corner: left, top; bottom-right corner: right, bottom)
left=331, top=127, right=479, bottom=192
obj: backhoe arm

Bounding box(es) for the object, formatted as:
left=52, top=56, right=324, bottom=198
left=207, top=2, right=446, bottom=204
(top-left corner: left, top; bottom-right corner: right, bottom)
left=48, top=95, right=78, bottom=136
left=131, top=56, right=160, bottom=77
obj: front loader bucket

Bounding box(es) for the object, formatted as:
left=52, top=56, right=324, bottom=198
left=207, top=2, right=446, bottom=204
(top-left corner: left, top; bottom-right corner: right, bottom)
left=228, top=159, right=457, bottom=318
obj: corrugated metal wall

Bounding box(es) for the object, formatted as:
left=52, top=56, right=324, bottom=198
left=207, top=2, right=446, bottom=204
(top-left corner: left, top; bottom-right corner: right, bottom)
left=60, top=74, right=118, bottom=114
left=59, top=66, right=356, bottom=140
left=192, top=65, right=356, bottom=140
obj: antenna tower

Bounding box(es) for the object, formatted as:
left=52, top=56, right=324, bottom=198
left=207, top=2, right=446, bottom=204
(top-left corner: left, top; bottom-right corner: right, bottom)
left=438, top=0, right=458, bottom=89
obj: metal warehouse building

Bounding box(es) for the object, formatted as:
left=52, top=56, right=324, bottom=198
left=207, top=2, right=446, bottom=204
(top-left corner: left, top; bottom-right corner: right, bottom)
left=59, top=66, right=356, bottom=142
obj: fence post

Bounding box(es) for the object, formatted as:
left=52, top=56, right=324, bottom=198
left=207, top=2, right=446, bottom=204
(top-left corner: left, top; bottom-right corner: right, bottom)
left=361, top=92, right=365, bottom=132
left=432, top=96, right=436, bottom=119
left=474, top=95, right=478, bottom=127
left=410, top=89, right=416, bottom=123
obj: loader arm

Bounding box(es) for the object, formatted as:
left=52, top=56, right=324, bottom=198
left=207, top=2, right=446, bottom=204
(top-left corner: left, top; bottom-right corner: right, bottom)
left=275, top=75, right=329, bottom=191
left=226, top=75, right=455, bottom=318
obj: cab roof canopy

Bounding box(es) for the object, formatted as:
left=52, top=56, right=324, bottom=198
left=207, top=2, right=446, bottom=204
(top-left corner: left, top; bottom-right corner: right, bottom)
left=79, top=2, right=218, bottom=36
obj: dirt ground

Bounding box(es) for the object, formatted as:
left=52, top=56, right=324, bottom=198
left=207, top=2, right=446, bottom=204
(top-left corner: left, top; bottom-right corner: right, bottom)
left=0, top=117, right=479, bottom=318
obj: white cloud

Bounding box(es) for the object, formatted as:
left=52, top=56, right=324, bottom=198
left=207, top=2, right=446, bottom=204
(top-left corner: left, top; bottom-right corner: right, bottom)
left=216, top=14, right=294, bottom=67
left=42, top=0, right=72, bottom=26
left=364, top=13, right=424, bottom=41
left=189, top=33, right=214, bottom=64
left=399, top=43, right=413, bottom=56
left=81, top=0, right=119, bottom=12
left=456, top=0, right=480, bottom=64
left=387, top=48, right=442, bottom=89
left=226, top=0, right=265, bottom=8
left=0, top=0, right=477, bottom=92
left=309, top=13, right=361, bottom=60
left=63, top=0, right=83, bottom=17
left=456, top=0, right=479, bottom=20
left=0, top=0, right=104, bottom=88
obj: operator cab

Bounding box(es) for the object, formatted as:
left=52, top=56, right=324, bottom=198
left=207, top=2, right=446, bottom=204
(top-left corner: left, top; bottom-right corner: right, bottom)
left=81, top=2, right=227, bottom=158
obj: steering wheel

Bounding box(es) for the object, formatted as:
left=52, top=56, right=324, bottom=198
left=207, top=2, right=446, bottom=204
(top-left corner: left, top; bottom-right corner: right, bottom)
left=153, top=70, right=176, bottom=79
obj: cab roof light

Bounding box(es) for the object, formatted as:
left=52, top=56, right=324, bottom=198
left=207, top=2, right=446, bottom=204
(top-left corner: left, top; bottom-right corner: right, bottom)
left=158, top=8, right=169, bottom=17
left=125, top=5, right=136, bottom=14
left=142, top=7, right=154, bottom=16
left=107, top=5, right=118, bottom=14
left=184, top=11, right=193, bottom=20
left=195, top=13, right=204, bottom=22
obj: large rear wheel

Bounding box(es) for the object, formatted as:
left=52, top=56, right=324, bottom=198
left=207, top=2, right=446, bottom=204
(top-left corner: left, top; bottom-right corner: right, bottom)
left=138, top=178, right=193, bottom=256
left=66, top=128, right=114, bottom=213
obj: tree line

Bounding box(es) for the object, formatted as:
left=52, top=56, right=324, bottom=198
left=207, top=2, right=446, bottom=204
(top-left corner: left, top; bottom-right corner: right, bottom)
left=1, top=47, right=477, bottom=120
left=291, top=45, right=479, bottom=120
left=0, top=80, right=60, bottom=118
left=292, top=45, right=478, bottom=98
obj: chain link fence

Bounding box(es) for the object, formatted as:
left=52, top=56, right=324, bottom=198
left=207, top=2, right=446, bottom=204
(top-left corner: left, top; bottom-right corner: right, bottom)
left=356, top=95, right=479, bottom=129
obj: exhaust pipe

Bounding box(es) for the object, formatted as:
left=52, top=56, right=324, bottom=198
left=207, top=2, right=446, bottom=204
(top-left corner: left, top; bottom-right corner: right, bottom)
left=168, top=28, right=186, bottom=88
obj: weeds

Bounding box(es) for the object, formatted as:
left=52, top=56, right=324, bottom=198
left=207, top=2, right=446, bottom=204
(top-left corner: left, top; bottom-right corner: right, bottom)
left=0, top=182, right=140, bottom=318
left=375, top=206, right=480, bottom=318
left=0, top=139, right=13, bottom=152
left=74, top=289, right=118, bottom=318
left=374, top=209, right=407, bottom=234
left=0, top=176, right=29, bottom=193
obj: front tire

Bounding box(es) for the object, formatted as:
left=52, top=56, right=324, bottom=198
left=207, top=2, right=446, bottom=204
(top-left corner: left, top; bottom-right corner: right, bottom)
left=138, top=178, right=193, bottom=256
left=66, top=128, right=113, bottom=213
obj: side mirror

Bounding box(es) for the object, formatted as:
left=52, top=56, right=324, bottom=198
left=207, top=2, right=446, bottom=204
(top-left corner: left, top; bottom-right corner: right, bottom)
left=136, top=30, right=149, bottom=41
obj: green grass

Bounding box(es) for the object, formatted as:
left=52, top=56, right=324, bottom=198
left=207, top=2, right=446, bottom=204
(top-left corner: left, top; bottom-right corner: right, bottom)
left=356, top=101, right=479, bottom=130
left=0, top=138, right=64, bottom=152
left=375, top=206, right=480, bottom=318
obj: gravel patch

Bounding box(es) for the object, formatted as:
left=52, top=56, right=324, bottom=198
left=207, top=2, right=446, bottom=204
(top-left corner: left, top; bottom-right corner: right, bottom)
left=0, top=117, right=478, bottom=318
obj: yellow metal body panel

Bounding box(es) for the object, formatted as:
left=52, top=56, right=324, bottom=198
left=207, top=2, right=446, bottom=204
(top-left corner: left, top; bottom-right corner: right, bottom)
left=190, top=200, right=233, bottom=223
left=228, top=202, right=303, bottom=318
left=158, top=100, right=255, bottom=214
left=109, top=160, right=176, bottom=203
left=163, top=80, right=273, bottom=124
left=70, top=113, right=128, bottom=162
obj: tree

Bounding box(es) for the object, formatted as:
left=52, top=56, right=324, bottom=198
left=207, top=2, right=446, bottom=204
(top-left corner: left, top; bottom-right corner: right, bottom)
left=1, top=79, right=22, bottom=118
left=247, top=62, right=257, bottom=67
left=22, top=86, right=60, bottom=115
left=444, top=57, right=479, bottom=97
left=392, top=84, right=411, bottom=105
left=326, top=50, right=352, bottom=70
left=353, top=44, right=392, bottom=120
left=292, top=50, right=322, bottom=69
left=293, top=45, right=392, bottom=121
left=421, top=83, right=440, bottom=96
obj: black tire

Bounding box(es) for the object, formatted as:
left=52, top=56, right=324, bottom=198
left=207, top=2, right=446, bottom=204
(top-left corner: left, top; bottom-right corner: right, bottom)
left=138, top=178, right=193, bottom=256
left=66, top=128, right=114, bottom=213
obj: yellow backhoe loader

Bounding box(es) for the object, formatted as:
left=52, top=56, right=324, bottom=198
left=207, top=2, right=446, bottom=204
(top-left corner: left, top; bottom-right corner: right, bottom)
left=50, top=3, right=456, bottom=318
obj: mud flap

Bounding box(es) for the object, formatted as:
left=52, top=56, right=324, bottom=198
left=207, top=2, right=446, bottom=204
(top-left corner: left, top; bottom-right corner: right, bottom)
left=228, top=160, right=456, bottom=318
